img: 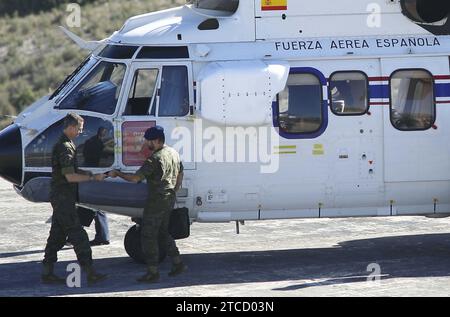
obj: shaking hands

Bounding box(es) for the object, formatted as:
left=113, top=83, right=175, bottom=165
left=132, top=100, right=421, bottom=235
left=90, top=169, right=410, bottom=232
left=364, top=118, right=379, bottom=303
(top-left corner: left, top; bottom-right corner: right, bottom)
left=108, top=170, right=120, bottom=178
left=87, top=170, right=121, bottom=182
left=94, top=173, right=107, bottom=182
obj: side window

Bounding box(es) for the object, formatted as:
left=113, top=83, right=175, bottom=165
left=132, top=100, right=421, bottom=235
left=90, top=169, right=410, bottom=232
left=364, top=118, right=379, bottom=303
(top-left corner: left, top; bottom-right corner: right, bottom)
left=124, top=69, right=159, bottom=116
left=159, top=66, right=190, bottom=117
left=330, top=71, right=368, bottom=115
left=78, top=119, right=115, bottom=168
left=25, top=117, right=114, bottom=168
left=59, top=62, right=126, bottom=115
left=25, top=121, right=63, bottom=167
left=278, top=73, right=323, bottom=134
left=390, top=69, right=435, bottom=131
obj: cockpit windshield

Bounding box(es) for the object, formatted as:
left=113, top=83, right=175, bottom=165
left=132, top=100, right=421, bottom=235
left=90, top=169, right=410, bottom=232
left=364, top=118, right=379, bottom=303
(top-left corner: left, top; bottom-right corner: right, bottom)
left=186, top=0, right=239, bottom=14
left=58, top=61, right=126, bottom=115
left=50, top=56, right=98, bottom=101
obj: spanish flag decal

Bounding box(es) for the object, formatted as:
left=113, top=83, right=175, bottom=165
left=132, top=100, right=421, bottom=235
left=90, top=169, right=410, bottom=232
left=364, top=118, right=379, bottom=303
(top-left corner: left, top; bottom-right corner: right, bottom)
left=261, top=0, right=288, bottom=11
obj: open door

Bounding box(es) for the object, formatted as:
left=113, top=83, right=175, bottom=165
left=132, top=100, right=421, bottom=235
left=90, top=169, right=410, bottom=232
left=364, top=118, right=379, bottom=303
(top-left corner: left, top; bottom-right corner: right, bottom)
left=117, top=61, right=196, bottom=171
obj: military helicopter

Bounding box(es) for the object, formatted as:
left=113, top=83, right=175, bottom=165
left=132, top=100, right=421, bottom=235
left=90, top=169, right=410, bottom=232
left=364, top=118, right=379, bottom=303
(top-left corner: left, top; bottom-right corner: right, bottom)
left=1, top=0, right=450, bottom=262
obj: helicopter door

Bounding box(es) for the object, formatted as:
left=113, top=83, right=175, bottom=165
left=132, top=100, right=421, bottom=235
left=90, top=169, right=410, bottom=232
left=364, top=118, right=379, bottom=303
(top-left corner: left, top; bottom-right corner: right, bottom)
left=381, top=56, right=450, bottom=184
left=155, top=62, right=195, bottom=171
left=118, top=62, right=196, bottom=171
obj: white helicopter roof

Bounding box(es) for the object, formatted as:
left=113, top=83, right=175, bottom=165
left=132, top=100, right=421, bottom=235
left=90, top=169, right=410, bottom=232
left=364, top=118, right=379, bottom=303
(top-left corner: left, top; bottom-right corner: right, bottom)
left=108, top=0, right=432, bottom=46
left=109, top=1, right=255, bottom=45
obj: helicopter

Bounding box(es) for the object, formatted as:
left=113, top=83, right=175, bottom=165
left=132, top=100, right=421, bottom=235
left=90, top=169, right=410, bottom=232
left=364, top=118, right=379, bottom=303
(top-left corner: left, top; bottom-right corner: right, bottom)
left=0, top=0, right=450, bottom=262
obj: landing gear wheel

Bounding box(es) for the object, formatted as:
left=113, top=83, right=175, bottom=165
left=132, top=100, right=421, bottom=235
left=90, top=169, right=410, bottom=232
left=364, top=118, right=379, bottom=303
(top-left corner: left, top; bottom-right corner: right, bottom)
left=124, top=225, right=167, bottom=264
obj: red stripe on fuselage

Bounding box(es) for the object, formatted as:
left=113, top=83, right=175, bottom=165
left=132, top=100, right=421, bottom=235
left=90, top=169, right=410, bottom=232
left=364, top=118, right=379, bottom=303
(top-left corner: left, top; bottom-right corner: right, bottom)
left=262, top=6, right=287, bottom=10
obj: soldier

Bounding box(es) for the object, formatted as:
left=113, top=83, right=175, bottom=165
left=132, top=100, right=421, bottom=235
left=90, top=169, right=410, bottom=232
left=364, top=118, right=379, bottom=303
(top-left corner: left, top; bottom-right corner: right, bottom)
left=42, top=113, right=108, bottom=285
left=109, top=126, right=186, bottom=283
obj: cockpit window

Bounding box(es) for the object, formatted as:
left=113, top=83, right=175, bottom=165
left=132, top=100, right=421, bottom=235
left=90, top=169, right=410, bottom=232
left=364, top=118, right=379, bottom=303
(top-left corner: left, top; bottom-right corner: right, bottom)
left=99, top=45, right=139, bottom=59
left=124, top=68, right=160, bottom=116
left=58, top=61, right=126, bottom=115
left=50, top=56, right=98, bottom=101
left=159, top=66, right=190, bottom=117
left=187, top=0, right=239, bottom=14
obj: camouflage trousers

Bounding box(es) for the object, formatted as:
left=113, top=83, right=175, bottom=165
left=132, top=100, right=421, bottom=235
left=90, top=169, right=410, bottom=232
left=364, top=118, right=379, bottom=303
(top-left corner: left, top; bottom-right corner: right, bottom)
left=141, top=193, right=180, bottom=267
left=43, top=194, right=93, bottom=268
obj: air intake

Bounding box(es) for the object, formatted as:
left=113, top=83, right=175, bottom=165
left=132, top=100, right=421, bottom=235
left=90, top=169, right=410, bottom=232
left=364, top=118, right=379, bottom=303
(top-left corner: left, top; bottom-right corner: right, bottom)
left=401, top=0, right=450, bottom=35
left=401, top=0, right=449, bottom=24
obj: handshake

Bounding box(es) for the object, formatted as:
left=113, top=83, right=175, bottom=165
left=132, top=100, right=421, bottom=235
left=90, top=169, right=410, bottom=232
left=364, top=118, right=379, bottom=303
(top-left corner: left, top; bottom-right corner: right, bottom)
left=87, top=170, right=120, bottom=182
left=91, top=174, right=107, bottom=182
left=108, top=170, right=120, bottom=178
left=86, top=170, right=140, bottom=184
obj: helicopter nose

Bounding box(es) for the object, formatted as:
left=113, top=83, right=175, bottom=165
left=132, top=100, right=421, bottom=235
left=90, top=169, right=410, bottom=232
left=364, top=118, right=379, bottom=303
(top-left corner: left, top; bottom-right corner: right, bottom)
left=0, top=124, right=23, bottom=185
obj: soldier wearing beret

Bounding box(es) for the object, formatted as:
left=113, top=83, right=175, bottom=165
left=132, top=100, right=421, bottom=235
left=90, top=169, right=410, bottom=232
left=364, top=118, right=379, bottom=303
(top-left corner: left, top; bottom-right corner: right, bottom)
left=109, top=126, right=186, bottom=283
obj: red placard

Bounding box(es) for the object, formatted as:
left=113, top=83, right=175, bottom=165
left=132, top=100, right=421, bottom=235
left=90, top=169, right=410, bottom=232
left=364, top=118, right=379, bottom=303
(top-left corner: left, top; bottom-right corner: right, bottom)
left=122, top=121, right=156, bottom=166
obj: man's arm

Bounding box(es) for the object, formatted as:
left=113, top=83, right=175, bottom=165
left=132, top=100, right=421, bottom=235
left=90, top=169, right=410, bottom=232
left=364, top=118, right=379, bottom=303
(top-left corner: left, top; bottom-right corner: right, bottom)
left=109, top=170, right=142, bottom=184
left=65, top=173, right=105, bottom=183
left=175, top=161, right=184, bottom=192
left=175, top=171, right=184, bottom=192
left=59, top=146, right=105, bottom=183
left=109, top=159, right=153, bottom=183
left=77, top=169, right=93, bottom=176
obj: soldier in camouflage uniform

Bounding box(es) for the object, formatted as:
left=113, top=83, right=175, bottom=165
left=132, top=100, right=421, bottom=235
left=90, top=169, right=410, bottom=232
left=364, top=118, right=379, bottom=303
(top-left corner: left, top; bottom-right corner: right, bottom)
left=109, top=126, right=186, bottom=283
left=42, top=113, right=108, bottom=285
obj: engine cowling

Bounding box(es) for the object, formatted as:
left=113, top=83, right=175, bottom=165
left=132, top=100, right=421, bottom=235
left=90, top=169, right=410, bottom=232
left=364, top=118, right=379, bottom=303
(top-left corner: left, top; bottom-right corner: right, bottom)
left=402, top=0, right=449, bottom=23
left=401, top=0, right=450, bottom=35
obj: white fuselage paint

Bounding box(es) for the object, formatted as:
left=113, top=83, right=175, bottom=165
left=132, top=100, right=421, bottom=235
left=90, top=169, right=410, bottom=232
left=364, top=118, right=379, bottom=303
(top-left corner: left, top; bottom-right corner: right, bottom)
left=13, top=0, right=450, bottom=222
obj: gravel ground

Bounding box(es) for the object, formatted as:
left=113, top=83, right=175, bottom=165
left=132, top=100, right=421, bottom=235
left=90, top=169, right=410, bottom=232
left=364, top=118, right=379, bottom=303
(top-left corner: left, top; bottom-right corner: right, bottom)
left=1, top=179, right=450, bottom=297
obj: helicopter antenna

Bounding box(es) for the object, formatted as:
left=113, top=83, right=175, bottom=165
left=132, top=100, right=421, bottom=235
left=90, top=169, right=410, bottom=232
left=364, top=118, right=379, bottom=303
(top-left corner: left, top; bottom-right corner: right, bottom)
left=59, top=26, right=104, bottom=51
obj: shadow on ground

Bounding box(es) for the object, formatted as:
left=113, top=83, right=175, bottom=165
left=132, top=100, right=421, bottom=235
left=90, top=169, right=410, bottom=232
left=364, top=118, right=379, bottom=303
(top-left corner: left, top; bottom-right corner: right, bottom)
left=1, top=233, right=450, bottom=296
left=0, top=247, right=74, bottom=259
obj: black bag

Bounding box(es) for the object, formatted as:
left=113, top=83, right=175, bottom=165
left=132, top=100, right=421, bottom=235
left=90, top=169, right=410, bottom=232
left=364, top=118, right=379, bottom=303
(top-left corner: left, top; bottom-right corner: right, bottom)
left=169, top=208, right=190, bottom=240
left=77, top=207, right=96, bottom=227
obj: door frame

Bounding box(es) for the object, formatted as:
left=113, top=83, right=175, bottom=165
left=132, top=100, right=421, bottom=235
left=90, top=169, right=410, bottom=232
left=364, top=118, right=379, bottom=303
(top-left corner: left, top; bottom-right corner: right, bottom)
left=115, top=60, right=196, bottom=171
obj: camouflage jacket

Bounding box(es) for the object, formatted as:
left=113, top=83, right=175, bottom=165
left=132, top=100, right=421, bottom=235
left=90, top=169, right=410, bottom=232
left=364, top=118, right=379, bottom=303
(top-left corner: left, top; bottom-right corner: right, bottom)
left=50, top=134, right=78, bottom=198
left=136, top=145, right=183, bottom=201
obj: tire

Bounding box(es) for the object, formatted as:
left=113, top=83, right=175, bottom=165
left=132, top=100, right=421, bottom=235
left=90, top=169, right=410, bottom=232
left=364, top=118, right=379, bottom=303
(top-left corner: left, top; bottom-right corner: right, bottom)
left=124, top=225, right=167, bottom=264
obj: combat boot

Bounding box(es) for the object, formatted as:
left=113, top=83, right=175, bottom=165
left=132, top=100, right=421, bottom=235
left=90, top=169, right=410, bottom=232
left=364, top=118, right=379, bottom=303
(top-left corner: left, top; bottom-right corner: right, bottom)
left=137, top=266, right=160, bottom=283
left=168, top=257, right=187, bottom=277
left=41, top=263, right=66, bottom=285
left=83, top=266, right=108, bottom=285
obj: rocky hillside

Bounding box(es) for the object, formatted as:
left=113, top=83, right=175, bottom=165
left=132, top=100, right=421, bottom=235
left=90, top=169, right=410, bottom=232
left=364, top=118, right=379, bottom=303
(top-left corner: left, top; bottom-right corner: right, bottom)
left=0, top=0, right=97, bottom=17
left=0, top=0, right=184, bottom=127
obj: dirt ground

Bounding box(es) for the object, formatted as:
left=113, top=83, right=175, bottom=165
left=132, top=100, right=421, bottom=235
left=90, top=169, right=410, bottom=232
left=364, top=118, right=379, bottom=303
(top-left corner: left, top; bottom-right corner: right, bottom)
left=1, top=179, right=450, bottom=297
